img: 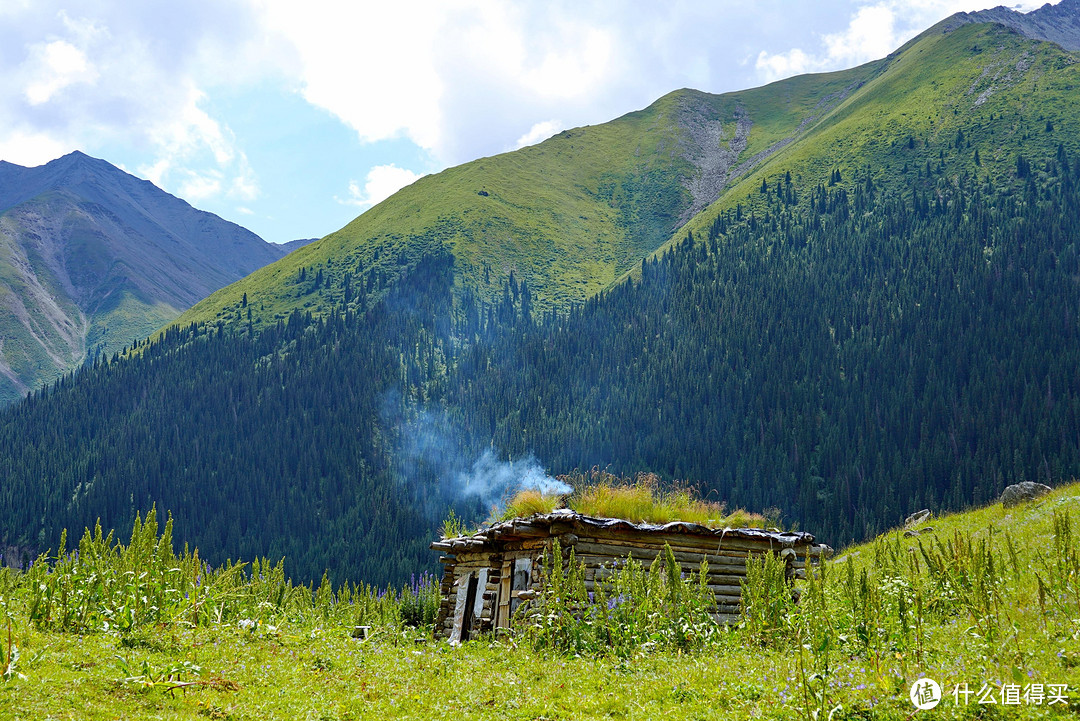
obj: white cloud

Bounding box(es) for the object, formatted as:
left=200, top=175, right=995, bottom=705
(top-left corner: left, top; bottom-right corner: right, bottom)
left=0, top=128, right=76, bottom=166
left=24, top=39, right=98, bottom=105
left=515, top=120, right=563, bottom=149
left=516, top=23, right=614, bottom=99
left=229, top=160, right=259, bottom=202
left=178, top=170, right=223, bottom=202
left=823, top=5, right=898, bottom=64
left=260, top=1, right=445, bottom=152
left=0, top=1, right=278, bottom=205
left=755, top=48, right=815, bottom=82
left=337, top=164, right=425, bottom=208
left=138, top=158, right=171, bottom=188
left=756, top=3, right=903, bottom=82
left=258, top=0, right=628, bottom=164
left=756, top=0, right=1054, bottom=83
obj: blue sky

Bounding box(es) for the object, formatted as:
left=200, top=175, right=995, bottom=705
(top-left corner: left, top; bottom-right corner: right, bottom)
left=0, top=0, right=1049, bottom=243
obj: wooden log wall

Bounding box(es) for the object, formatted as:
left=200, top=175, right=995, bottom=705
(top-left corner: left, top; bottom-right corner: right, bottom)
left=552, top=533, right=816, bottom=619
left=434, top=527, right=820, bottom=638
left=435, top=551, right=506, bottom=639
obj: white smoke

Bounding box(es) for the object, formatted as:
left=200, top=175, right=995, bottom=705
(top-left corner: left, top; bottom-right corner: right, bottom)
left=457, top=449, right=571, bottom=505
left=382, top=392, right=568, bottom=518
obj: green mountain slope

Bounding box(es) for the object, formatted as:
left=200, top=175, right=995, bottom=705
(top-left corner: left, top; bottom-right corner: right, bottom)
left=3, top=10, right=1080, bottom=587
left=0, top=152, right=292, bottom=405
left=176, top=62, right=881, bottom=331
left=180, top=11, right=1080, bottom=332
left=650, top=19, right=1080, bottom=265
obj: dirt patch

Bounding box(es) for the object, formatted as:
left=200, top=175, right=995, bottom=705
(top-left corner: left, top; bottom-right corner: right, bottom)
left=677, top=80, right=864, bottom=221
left=677, top=98, right=751, bottom=220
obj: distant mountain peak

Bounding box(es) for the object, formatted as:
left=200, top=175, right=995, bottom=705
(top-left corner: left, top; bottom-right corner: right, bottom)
left=46, top=150, right=116, bottom=178
left=0, top=150, right=293, bottom=404
left=46, top=149, right=95, bottom=170
left=952, top=0, right=1080, bottom=51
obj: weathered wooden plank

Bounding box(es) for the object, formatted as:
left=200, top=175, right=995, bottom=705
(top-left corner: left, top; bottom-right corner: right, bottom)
left=580, top=577, right=745, bottom=598
left=452, top=563, right=501, bottom=573
left=571, top=552, right=750, bottom=583
left=571, top=535, right=802, bottom=563
left=453, top=552, right=502, bottom=563
left=499, top=540, right=547, bottom=552
left=549, top=522, right=575, bottom=535
left=575, top=526, right=809, bottom=553
left=569, top=542, right=758, bottom=572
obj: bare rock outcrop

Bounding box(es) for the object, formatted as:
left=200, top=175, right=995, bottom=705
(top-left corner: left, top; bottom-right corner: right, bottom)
left=1000, top=481, right=1052, bottom=508
left=905, top=509, right=931, bottom=528
left=952, top=0, right=1080, bottom=52
left=675, top=80, right=864, bottom=223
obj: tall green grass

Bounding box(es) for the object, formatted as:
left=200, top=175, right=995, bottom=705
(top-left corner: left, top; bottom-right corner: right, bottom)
left=500, top=469, right=766, bottom=528
left=18, top=507, right=440, bottom=639
left=515, top=542, right=718, bottom=657
left=4, top=489, right=1080, bottom=718
left=509, top=488, right=1080, bottom=716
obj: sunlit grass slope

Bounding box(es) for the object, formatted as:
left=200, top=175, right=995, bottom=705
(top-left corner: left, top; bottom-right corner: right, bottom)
left=175, top=63, right=881, bottom=331
left=3, top=484, right=1079, bottom=719
left=658, top=21, right=1080, bottom=260
left=178, top=98, right=694, bottom=328
left=182, top=20, right=1075, bottom=332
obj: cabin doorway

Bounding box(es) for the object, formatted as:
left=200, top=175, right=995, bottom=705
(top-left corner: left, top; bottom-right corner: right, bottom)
left=460, top=573, right=479, bottom=641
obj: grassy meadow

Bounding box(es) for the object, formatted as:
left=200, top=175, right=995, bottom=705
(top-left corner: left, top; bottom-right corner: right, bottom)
left=2, top=483, right=1080, bottom=719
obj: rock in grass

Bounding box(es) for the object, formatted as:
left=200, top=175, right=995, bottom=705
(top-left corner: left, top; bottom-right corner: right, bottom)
left=1000, top=482, right=1052, bottom=508
left=905, top=509, right=931, bottom=527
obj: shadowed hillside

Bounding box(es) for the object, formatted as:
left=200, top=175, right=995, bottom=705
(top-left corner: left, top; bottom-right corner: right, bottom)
left=0, top=151, right=291, bottom=404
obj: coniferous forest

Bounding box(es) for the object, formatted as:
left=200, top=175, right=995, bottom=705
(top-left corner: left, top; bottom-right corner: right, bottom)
left=2, top=146, right=1079, bottom=586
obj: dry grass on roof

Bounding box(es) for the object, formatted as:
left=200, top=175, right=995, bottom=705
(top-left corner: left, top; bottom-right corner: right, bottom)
left=498, top=469, right=767, bottom=529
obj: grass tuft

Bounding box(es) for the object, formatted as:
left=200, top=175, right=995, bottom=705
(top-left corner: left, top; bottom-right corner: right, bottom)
left=496, top=469, right=765, bottom=529
left=499, top=489, right=562, bottom=521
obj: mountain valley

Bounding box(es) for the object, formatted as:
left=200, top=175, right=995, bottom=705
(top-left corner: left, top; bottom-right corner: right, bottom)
left=2, top=5, right=1080, bottom=590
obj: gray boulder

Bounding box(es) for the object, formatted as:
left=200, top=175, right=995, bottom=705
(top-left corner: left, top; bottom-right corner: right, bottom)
left=1000, top=482, right=1052, bottom=508
left=905, top=509, right=931, bottom=527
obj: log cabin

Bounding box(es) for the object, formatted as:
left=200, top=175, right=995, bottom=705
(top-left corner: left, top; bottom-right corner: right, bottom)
left=430, top=508, right=827, bottom=642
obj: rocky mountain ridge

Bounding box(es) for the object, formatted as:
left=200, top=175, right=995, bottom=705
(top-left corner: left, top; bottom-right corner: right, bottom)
left=952, top=0, right=1080, bottom=50
left=0, top=151, right=291, bottom=403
